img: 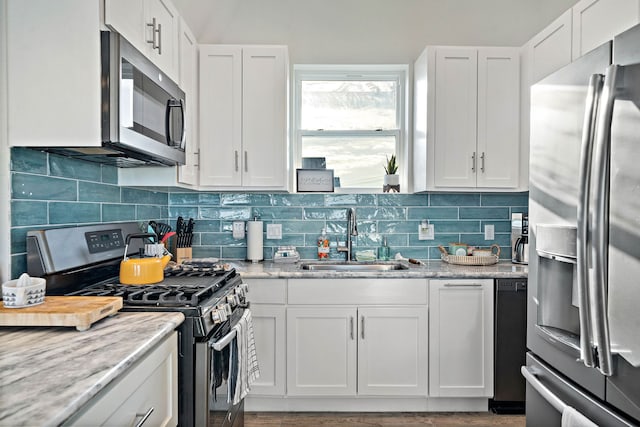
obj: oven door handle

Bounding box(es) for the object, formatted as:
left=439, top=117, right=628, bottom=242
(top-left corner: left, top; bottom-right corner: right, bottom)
left=211, top=329, right=237, bottom=351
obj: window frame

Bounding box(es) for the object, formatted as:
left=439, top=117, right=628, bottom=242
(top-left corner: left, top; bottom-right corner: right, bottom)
left=292, top=64, right=409, bottom=193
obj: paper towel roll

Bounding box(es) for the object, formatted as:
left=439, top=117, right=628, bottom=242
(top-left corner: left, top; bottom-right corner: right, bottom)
left=247, top=220, right=264, bottom=262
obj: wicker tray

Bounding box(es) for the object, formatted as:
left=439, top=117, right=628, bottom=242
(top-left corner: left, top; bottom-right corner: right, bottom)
left=438, top=245, right=500, bottom=266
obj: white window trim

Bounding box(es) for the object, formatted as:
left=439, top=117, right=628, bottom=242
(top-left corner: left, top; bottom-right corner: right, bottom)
left=292, top=64, right=409, bottom=194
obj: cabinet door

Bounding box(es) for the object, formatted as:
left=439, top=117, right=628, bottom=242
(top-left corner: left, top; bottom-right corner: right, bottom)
left=476, top=48, right=520, bottom=188
left=433, top=48, right=478, bottom=188
left=249, top=304, right=286, bottom=396
left=104, top=0, right=146, bottom=56
left=286, top=306, right=357, bottom=396
left=429, top=279, right=494, bottom=397
left=199, top=45, right=243, bottom=186
left=241, top=46, right=289, bottom=189
left=357, top=307, right=428, bottom=396
left=572, top=0, right=640, bottom=60
left=177, top=18, right=199, bottom=186
left=145, top=0, right=180, bottom=82
left=529, top=9, right=573, bottom=83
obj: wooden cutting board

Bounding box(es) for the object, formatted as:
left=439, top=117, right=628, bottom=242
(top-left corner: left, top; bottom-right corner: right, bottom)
left=0, top=296, right=123, bottom=331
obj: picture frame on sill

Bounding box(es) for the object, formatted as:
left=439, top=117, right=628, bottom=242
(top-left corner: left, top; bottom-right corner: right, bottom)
left=296, top=169, right=335, bottom=193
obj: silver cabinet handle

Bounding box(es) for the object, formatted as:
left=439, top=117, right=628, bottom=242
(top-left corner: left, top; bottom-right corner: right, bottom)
left=244, top=151, right=248, bottom=172
left=576, top=73, right=604, bottom=369
left=156, top=23, right=162, bottom=54
left=350, top=316, right=354, bottom=340
left=591, top=64, right=619, bottom=377
left=234, top=150, right=239, bottom=171
left=444, top=283, right=483, bottom=287
left=193, top=151, right=200, bottom=167
left=360, top=316, right=365, bottom=340
left=133, top=407, right=154, bottom=427
left=480, top=152, right=485, bottom=173
left=146, top=17, right=157, bottom=47
left=471, top=152, right=476, bottom=172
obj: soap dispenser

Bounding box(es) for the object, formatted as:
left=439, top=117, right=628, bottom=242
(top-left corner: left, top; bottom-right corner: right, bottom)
left=317, top=227, right=329, bottom=259
left=378, top=237, right=390, bottom=261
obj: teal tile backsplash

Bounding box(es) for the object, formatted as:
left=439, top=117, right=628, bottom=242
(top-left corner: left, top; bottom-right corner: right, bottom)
left=9, top=147, right=528, bottom=279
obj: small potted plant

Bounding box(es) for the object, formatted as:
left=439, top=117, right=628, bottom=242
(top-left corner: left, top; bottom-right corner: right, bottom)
left=383, top=154, right=399, bottom=192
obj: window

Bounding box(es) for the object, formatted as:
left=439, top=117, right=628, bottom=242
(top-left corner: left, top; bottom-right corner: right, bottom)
left=293, top=66, right=408, bottom=191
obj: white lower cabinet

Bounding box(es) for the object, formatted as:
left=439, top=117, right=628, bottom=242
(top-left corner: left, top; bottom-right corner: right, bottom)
left=65, top=331, right=178, bottom=426
left=285, top=279, right=429, bottom=397
left=429, top=279, right=494, bottom=398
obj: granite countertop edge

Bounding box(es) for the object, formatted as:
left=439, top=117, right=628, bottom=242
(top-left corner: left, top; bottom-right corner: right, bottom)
left=0, top=311, right=185, bottom=427
left=232, top=260, right=528, bottom=279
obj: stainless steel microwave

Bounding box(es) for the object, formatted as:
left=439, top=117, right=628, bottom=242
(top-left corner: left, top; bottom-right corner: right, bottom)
left=100, top=31, right=186, bottom=166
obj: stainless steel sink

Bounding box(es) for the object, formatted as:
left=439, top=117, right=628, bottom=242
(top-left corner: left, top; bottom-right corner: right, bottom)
left=299, top=262, right=408, bottom=271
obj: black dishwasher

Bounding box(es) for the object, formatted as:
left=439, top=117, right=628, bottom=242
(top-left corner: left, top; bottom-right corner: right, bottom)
left=489, top=278, right=527, bottom=414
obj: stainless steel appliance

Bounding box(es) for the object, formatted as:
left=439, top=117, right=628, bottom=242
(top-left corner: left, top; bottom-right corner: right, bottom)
left=490, top=278, right=527, bottom=414
left=26, top=222, right=250, bottom=427
left=524, top=22, right=640, bottom=426
left=42, top=32, right=186, bottom=167
left=512, top=213, right=529, bottom=264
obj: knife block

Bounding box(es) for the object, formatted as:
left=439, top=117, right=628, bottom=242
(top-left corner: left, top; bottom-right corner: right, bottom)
left=175, top=247, right=192, bottom=264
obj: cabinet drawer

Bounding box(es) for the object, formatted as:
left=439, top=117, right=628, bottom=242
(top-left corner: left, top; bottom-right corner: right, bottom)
left=66, top=332, right=178, bottom=426
left=288, top=279, right=428, bottom=305
left=245, top=279, right=287, bottom=304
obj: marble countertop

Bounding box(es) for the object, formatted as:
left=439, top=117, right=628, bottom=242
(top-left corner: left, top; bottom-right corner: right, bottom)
left=0, top=311, right=184, bottom=427
left=231, top=259, right=528, bottom=279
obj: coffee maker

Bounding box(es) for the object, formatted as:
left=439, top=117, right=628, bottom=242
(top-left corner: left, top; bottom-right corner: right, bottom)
left=511, top=213, right=528, bottom=264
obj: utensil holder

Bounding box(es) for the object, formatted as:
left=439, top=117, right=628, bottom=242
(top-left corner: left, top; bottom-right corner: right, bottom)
left=2, top=278, right=46, bottom=308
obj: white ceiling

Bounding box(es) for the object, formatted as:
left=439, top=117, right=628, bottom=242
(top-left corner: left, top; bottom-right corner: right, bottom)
left=173, top=0, right=579, bottom=63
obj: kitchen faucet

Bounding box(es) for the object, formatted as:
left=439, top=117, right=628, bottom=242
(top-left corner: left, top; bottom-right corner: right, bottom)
left=337, top=208, right=358, bottom=261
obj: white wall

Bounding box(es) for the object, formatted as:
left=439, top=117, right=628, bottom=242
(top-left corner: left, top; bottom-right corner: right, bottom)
left=174, top=0, right=579, bottom=63
left=0, top=0, right=10, bottom=283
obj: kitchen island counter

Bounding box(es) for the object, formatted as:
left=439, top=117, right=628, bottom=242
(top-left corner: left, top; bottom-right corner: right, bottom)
left=233, top=260, right=527, bottom=279
left=0, top=311, right=184, bottom=427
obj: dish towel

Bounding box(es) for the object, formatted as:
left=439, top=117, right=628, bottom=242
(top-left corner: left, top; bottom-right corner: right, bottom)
left=562, top=406, right=599, bottom=427
left=229, top=308, right=260, bottom=405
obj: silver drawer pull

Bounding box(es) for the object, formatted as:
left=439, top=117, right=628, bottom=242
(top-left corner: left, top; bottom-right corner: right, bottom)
left=134, top=407, right=154, bottom=427
left=444, top=283, right=483, bottom=287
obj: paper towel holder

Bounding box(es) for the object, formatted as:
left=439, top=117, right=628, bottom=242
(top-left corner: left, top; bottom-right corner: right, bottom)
left=247, top=216, right=264, bottom=263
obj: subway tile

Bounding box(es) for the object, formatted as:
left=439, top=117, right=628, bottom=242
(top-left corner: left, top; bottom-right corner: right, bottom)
left=79, top=182, right=120, bottom=203
left=192, top=246, right=220, bottom=259
left=11, top=201, right=48, bottom=226
left=49, top=202, right=101, bottom=224
left=279, top=220, right=326, bottom=234
left=137, top=205, right=164, bottom=220
left=221, top=193, right=272, bottom=206
left=408, top=233, right=460, bottom=246
left=102, top=204, right=136, bottom=222
left=481, top=192, right=529, bottom=206
left=101, top=165, right=118, bottom=184
left=459, top=233, right=511, bottom=248
left=324, top=194, right=376, bottom=206
left=459, top=207, right=510, bottom=220
left=270, top=194, right=324, bottom=207
left=12, top=173, right=77, bottom=201
left=201, top=233, right=246, bottom=246
left=121, top=188, right=168, bottom=205
left=10, top=226, right=40, bottom=254
left=11, top=254, right=27, bottom=279
left=429, top=220, right=481, bottom=233
left=377, top=220, right=421, bottom=234
left=481, top=220, right=511, bottom=233
left=253, top=207, right=303, bottom=220
left=194, top=220, right=222, bottom=232
left=407, top=207, right=459, bottom=220
left=265, top=234, right=305, bottom=247
left=357, top=207, right=407, bottom=220
left=221, top=246, right=247, bottom=260
left=170, top=193, right=200, bottom=205
left=430, top=193, right=480, bottom=206
left=10, top=148, right=47, bottom=174
left=303, top=208, right=349, bottom=220
left=49, top=154, right=102, bottom=182
left=169, top=206, right=199, bottom=219
left=198, top=193, right=221, bottom=205
left=378, top=194, right=428, bottom=207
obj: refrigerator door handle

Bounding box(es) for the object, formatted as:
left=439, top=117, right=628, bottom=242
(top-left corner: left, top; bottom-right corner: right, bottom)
left=576, top=73, right=604, bottom=368
left=521, top=366, right=568, bottom=413
left=591, top=64, right=619, bottom=377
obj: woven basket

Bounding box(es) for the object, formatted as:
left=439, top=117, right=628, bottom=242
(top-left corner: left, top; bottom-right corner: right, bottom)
left=438, top=245, right=500, bottom=266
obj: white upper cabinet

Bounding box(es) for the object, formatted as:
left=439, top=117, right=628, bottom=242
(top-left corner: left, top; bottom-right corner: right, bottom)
left=529, top=9, right=573, bottom=84
left=6, top=0, right=102, bottom=147
left=105, top=0, right=180, bottom=82
left=572, top=0, right=640, bottom=60
left=177, top=18, right=199, bottom=187
left=199, top=45, right=289, bottom=190
left=413, top=46, right=520, bottom=191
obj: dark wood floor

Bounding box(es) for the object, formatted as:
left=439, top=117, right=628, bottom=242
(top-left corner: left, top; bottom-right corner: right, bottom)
left=245, top=412, right=526, bottom=427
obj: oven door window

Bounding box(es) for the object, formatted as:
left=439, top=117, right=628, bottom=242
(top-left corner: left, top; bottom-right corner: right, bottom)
left=120, top=59, right=184, bottom=147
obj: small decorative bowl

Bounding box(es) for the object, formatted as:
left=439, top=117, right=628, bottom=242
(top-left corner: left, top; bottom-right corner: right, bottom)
left=2, top=277, right=46, bottom=308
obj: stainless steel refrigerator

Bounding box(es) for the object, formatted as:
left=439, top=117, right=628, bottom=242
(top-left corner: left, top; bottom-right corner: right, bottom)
left=524, top=22, right=640, bottom=426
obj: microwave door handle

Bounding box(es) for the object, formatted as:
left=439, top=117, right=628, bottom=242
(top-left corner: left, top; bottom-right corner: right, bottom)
left=591, top=64, right=619, bottom=377
left=165, top=99, right=184, bottom=147
left=178, top=99, right=186, bottom=150
left=576, top=73, right=604, bottom=368
left=165, top=99, right=173, bottom=146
